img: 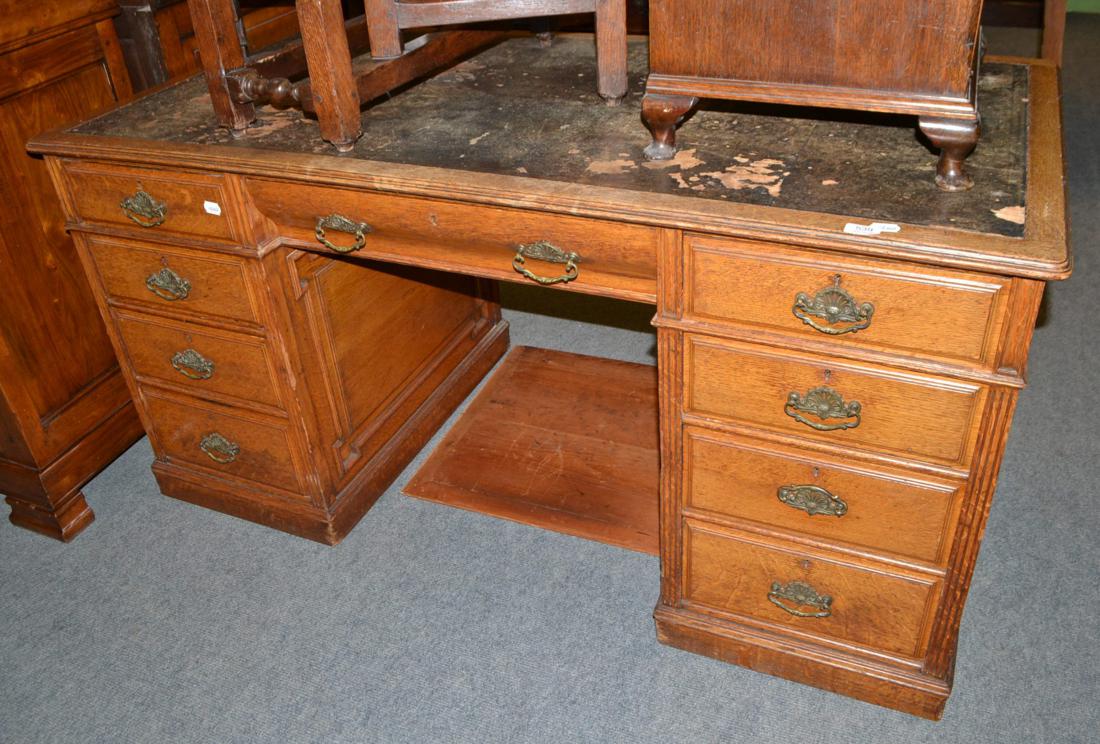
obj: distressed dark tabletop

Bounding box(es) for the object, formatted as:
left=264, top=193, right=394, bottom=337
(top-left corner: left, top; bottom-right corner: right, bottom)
left=74, top=36, right=1030, bottom=237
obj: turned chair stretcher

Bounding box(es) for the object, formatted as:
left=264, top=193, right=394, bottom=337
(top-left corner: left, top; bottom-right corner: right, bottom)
left=186, top=0, right=628, bottom=151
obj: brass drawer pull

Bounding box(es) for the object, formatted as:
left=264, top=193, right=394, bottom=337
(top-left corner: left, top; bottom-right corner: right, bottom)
left=145, top=267, right=192, bottom=301
left=777, top=484, right=848, bottom=517
left=171, top=348, right=215, bottom=380
left=793, top=275, right=874, bottom=335
left=120, top=189, right=167, bottom=228
left=199, top=432, right=240, bottom=464
left=785, top=386, right=861, bottom=431
left=315, top=214, right=372, bottom=253
left=768, top=580, right=833, bottom=618
left=513, top=241, right=580, bottom=285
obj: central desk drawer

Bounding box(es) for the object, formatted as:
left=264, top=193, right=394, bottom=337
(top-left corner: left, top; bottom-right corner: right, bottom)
left=684, top=521, right=941, bottom=660
left=114, top=313, right=283, bottom=410
left=685, top=335, right=986, bottom=469
left=243, top=179, right=659, bottom=301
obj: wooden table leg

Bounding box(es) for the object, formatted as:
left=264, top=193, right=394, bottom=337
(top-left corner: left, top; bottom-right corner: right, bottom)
left=297, top=0, right=362, bottom=151
left=188, top=0, right=255, bottom=132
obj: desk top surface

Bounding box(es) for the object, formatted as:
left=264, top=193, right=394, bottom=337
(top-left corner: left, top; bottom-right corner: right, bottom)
left=37, top=36, right=1070, bottom=279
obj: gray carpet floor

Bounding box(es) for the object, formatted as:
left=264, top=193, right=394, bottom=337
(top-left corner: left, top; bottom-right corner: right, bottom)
left=3, top=17, right=1098, bottom=744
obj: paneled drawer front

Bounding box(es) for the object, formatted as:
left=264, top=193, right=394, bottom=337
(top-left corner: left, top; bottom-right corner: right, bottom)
left=684, top=428, right=963, bottom=565
left=685, top=522, right=940, bottom=659
left=685, top=335, right=986, bottom=468
left=685, top=235, right=1010, bottom=366
left=115, top=313, right=282, bottom=410
left=62, top=161, right=239, bottom=241
left=244, top=178, right=659, bottom=301
left=84, top=234, right=260, bottom=326
left=143, top=393, right=304, bottom=498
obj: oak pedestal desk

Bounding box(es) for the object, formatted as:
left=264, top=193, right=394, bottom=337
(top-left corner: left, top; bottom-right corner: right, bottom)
left=29, top=38, right=1069, bottom=720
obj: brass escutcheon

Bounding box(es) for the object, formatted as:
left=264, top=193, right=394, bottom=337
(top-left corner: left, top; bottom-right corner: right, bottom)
left=513, top=241, right=580, bottom=285
left=777, top=484, right=848, bottom=517
left=171, top=349, right=214, bottom=380
left=199, top=432, right=239, bottom=464
left=785, top=386, right=862, bottom=431
left=145, top=267, right=191, bottom=301
left=120, top=189, right=167, bottom=228
left=315, top=214, right=372, bottom=253
left=768, top=580, right=833, bottom=618
left=792, top=274, right=874, bottom=335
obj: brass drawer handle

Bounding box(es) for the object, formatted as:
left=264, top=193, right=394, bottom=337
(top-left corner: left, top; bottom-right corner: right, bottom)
left=785, top=386, right=861, bottom=431
left=768, top=580, right=833, bottom=618
left=513, top=241, right=580, bottom=285
left=793, top=275, right=874, bottom=335
left=315, top=214, right=372, bottom=253
left=145, top=267, right=192, bottom=301
left=171, top=348, right=215, bottom=380
left=199, top=432, right=240, bottom=464
left=120, top=189, right=167, bottom=228
left=777, top=484, right=848, bottom=517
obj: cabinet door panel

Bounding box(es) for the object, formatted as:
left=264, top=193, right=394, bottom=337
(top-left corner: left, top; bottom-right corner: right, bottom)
left=0, top=60, right=122, bottom=451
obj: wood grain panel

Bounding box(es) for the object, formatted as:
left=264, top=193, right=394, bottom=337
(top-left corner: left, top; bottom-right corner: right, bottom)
left=0, top=64, right=121, bottom=434
left=285, top=253, right=487, bottom=476
left=684, top=521, right=941, bottom=659
left=685, top=336, right=986, bottom=469
left=648, top=0, right=981, bottom=97
left=0, top=0, right=116, bottom=49
left=245, top=178, right=659, bottom=303
left=686, top=235, right=1009, bottom=367
left=684, top=428, right=964, bottom=566
left=406, top=346, right=660, bottom=554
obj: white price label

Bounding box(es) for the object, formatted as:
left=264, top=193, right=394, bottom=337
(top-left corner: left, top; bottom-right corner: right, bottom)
left=203, top=200, right=223, bottom=216
left=843, top=222, right=900, bottom=236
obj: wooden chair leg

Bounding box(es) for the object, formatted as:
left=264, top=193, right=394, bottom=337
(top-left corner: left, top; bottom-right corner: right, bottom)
left=297, top=0, right=362, bottom=150
left=594, top=0, right=628, bottom=103
left=364, top=0, right=403, bottom=59
left=188, top=0, right=255, bottom=131
left=1042, top=0, right=1066, bottom=66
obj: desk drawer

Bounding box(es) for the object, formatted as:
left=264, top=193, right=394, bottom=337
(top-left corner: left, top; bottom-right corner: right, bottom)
left=244, top=179, right=659, bottom=301
left=685, top=235, right=1010, bottom=367
left=143, top=392, right=305, bottom=498
left=62, top=161, right=240, bottom=242
left=685, top=335, right=986, bottom=468
left=684, top=521, right=940, bottom=659
left=115, top=313, right=282, bottom=410
left=684, top=429, right=963, bottom=565
left=83, top=234, right=261, bottom=326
